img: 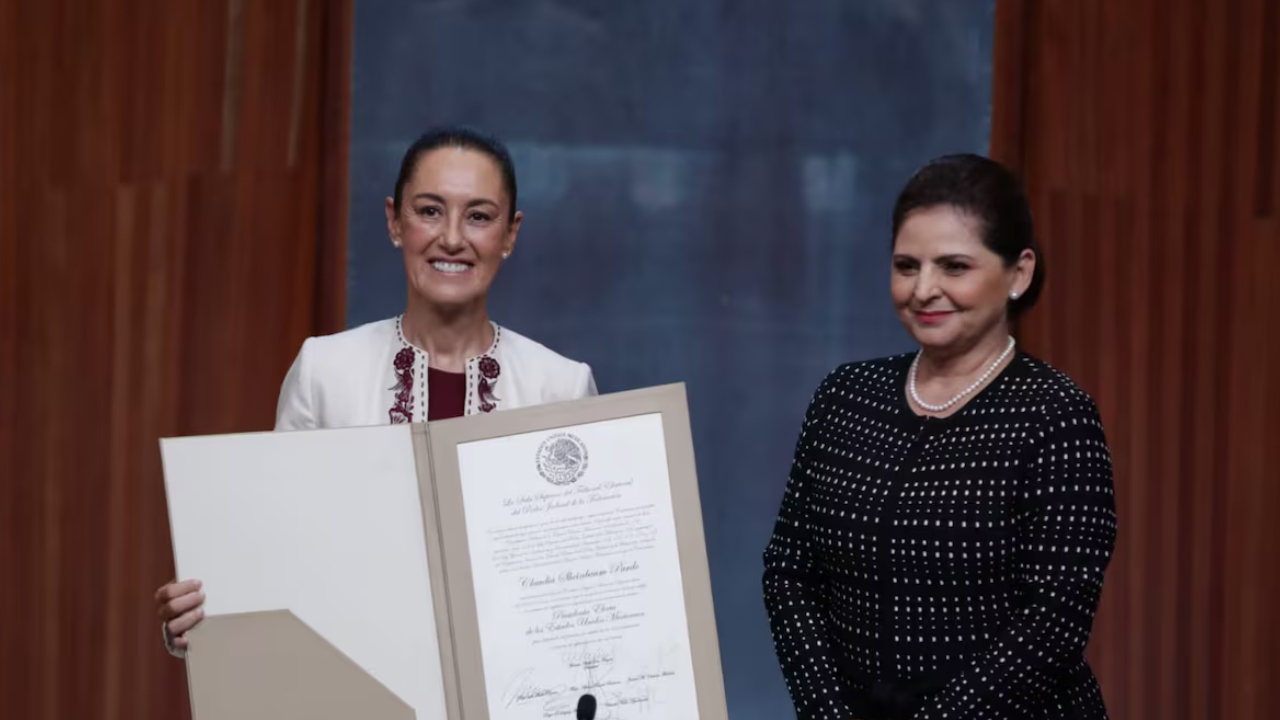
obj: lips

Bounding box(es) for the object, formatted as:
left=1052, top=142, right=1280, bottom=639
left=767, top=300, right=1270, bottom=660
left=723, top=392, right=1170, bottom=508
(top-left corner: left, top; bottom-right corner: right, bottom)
left=914, top=310, right=954, bottom=324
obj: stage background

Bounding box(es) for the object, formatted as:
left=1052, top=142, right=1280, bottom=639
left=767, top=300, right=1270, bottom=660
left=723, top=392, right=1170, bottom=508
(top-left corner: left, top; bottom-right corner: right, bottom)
left=3, top=2, right=1278, bottom=719
left=345, top=2, right=996, bottom=719
left=991, top=1, right=1280, bottom=718
left=0, top=1, right=352, bottom=718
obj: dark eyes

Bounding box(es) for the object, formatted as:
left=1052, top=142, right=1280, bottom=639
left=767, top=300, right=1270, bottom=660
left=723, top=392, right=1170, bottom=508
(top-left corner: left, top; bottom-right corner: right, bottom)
left=413, top=206, right=493, bottom=223
left=892, top=259, right=970, bottom=274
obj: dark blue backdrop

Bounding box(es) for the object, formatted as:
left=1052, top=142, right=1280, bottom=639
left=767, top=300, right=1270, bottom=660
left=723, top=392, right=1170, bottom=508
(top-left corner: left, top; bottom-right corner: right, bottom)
left=348, top=2, right=994, bottom=717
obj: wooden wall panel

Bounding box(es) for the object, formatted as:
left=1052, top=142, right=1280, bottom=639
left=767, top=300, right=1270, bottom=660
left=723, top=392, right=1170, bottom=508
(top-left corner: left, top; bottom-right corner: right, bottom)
left=0, top=1, right=352, bottom=718
left=992, top=1, right=1280, bottom=719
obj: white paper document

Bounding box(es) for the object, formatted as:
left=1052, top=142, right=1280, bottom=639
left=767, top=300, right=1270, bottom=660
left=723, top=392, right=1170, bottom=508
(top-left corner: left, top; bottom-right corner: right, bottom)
left=455, top=413, right=699, bottom=720
left=160, top=424, right=446, bottom=720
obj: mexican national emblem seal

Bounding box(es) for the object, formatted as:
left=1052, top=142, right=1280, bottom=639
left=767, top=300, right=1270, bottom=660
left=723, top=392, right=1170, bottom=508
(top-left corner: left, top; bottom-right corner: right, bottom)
left=536, top=433, right=589, bottom=485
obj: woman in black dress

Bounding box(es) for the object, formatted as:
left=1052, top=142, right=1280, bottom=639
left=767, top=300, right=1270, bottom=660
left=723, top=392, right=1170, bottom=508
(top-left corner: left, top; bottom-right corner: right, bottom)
left=763, top=155, right=1116, bottom=720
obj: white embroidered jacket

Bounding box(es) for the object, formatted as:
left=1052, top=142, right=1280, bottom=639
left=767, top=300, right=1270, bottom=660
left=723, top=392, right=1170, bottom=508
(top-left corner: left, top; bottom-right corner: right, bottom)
left=163, top=315, right=596, bottom=656
left=275, top=315, right=597, bottom=429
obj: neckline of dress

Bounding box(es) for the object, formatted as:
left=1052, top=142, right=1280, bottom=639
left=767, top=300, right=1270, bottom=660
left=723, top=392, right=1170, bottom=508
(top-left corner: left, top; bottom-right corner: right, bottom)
left=394, top=314, right=501, bottom=362
left=897, top=349, right=1027, bottom=423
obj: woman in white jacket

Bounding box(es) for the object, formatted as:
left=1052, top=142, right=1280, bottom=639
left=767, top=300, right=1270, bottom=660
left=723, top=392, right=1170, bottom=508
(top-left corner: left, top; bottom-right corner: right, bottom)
left=154, top=125, right=597, bottom=654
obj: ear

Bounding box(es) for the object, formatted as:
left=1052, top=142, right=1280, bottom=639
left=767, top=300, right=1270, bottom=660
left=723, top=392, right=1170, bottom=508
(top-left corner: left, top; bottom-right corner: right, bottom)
left=385, top=197, right=401, bottom=248
left=1011, top=248, right=1036, bottom=297
left=502, top=210, right=523, bottom=259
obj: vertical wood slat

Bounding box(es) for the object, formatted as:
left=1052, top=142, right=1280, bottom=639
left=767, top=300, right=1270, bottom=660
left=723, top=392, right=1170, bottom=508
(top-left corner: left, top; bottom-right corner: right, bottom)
left=0, top=2, right=352, bottom=719
left=1158, top=1, right=1198, bottom=717
left=992, top=1, right=1280, bottom=719
left=1226, top=1, right=1267, bottom=713
left=1254, top=0, right=1278, bottom=217
left=316, top=0, right=352, bottom=334
left=988, top=0, right=1031, bottom=169
left=1186, top=4, right=1229, bottom=719
left=1264, top=215, right=1280, bottom=720
left=0, top=0, right=22, bottom=712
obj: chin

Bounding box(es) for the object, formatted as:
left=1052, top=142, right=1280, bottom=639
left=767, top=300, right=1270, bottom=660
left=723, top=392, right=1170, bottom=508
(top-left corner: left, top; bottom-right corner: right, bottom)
left=424, top=291, right=485, bottom=309
left=906, top=325, right=962, bottom=351
left=411, top=281, right=486, bottom=309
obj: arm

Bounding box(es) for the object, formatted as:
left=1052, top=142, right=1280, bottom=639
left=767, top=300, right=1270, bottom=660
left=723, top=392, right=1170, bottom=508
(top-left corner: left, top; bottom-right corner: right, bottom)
left=914, top=409, right=1118, bottom=719
left=763, top=373, right=855, bottom=720
left=274, top=338, right=318, bottom=431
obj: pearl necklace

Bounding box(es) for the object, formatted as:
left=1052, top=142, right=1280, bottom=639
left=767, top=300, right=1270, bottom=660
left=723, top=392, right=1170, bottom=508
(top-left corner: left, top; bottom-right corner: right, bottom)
left=909, top=336, right=1016, bottom=413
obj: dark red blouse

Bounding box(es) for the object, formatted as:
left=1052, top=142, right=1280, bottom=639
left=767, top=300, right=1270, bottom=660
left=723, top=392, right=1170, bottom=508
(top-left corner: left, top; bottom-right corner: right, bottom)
left=426, top=367, right=466, bottom=420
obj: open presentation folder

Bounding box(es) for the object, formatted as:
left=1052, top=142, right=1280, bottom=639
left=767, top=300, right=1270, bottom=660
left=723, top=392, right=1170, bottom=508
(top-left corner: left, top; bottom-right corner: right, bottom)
left=160, top=383, right=728, bottom=720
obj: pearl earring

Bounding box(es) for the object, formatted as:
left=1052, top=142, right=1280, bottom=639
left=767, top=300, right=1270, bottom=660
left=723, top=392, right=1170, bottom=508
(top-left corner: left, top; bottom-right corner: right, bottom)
left=1010, top=291, right=1019, bottom=300
left=501, top=252, right=510, bottom=260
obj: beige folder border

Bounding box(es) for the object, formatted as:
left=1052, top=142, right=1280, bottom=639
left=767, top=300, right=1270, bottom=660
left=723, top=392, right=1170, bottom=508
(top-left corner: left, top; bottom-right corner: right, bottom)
left=419, top=382, right=729, bottom=720
left=185, top=610, right=416, bottom=720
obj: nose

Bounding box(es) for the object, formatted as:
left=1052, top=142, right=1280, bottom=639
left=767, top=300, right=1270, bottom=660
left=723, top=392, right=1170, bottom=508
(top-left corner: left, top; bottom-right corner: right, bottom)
left=438, top=214, right=466, bottom=252
left=912, top=267, right=942, bottom=304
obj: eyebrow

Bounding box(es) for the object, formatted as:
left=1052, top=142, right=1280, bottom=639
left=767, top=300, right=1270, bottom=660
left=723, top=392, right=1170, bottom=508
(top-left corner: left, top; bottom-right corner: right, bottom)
left=891, top=253, right=978, bottom=263
left=411, top=192, right=500, bottom=209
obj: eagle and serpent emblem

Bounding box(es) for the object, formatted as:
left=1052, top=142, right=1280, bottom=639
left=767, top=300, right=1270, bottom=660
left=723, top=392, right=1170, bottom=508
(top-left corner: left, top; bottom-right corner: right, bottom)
left=536, top=433, right=589, bottom=485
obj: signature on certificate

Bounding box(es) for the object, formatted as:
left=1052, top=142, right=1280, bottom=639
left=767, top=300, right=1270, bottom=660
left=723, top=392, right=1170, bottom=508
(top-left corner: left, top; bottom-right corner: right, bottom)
left=502, top=642, right=683, bottom=719
left=502, top=668, right=567, bottom=709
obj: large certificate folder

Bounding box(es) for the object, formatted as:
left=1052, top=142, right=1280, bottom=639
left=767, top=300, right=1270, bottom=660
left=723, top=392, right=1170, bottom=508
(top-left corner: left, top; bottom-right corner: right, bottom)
left=160, top=384, right=728, bottom=720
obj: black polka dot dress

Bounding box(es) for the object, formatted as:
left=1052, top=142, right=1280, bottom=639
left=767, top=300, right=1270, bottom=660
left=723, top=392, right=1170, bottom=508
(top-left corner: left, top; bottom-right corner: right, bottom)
left=763, top=352, right=1116, bottom=720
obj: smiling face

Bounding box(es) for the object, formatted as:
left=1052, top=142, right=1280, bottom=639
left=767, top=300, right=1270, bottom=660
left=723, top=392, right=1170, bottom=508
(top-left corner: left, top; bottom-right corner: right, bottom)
left=385, top=147, right=522, bottom=311
left=891, top=205, right=1034, bottom=354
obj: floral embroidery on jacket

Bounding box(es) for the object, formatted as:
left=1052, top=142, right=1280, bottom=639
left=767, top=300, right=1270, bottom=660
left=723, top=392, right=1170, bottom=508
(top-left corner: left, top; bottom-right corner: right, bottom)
left=388, top=347, right=415, bottom=424
left=477, top=355, right=501, bottom=413
left=391, top=316, right=503, bottom=418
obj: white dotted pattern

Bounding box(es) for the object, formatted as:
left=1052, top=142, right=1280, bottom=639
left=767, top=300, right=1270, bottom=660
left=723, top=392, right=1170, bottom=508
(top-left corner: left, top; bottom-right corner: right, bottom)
left=763, top=353, right=1117, bottom=720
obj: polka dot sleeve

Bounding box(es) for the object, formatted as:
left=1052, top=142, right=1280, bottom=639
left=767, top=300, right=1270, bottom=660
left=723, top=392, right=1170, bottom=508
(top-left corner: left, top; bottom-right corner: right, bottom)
left=913, top=409, right=1118, bottom=719
left=762, top=374, right=853, bottom=720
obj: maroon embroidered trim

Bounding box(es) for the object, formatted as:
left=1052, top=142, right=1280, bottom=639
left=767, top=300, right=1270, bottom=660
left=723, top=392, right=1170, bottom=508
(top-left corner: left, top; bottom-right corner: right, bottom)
left=389, top=347, right=415, bottom=423
left=397, top=315, right=504, bottom=417
left=477, top=355, right=501, bottom=413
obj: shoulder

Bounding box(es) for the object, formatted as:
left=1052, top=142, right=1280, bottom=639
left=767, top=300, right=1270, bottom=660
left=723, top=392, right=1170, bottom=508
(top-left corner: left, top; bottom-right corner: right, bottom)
left=1001, top=352, right=1102, bottom=422
left=795, top=353, right=914, bottom=425
left=810, top=352, right=913, bottom=401
left=275, top=318, right=399, bottom=431
left=288, top=318, right=399, bottom=386
left=497, top=324, right=587, bottom=372
left=299, top=317, right=398, bottom=358
left=496, top=325, right=595, bottom=396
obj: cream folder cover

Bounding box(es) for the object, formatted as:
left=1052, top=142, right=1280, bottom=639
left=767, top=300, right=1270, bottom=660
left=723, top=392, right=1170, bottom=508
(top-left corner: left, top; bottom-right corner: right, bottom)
left=160, top=423, right=446, bottom=720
